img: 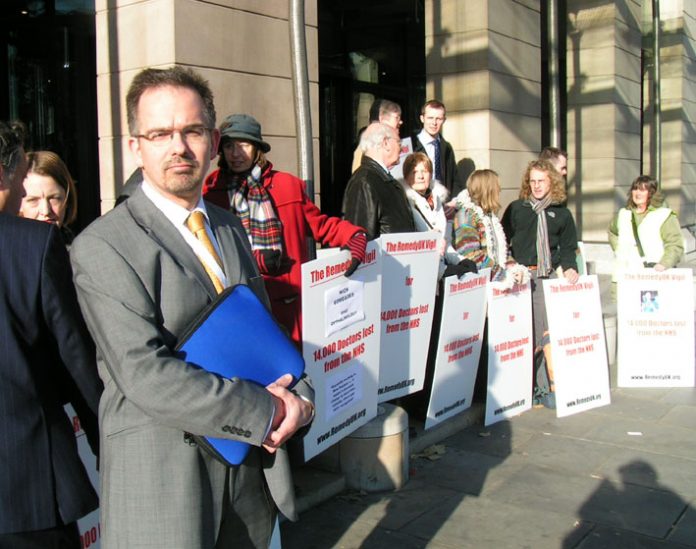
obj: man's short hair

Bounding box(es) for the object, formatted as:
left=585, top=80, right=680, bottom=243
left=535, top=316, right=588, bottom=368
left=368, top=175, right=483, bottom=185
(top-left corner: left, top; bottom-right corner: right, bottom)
left=0, top=121, right=25, bottom=177
left=368, top=99, right=401, bottom=123
left=539, top=146, right=567, bottom=162
left=359, top=122, right=393, bottom=152
left=421, top=99, right=446, bottom=115
left=126, top=66, right=216, bottom=135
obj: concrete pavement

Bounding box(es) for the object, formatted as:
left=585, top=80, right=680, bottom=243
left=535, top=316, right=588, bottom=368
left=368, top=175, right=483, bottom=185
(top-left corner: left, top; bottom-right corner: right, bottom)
left=282, top=386, right=696, bottom=548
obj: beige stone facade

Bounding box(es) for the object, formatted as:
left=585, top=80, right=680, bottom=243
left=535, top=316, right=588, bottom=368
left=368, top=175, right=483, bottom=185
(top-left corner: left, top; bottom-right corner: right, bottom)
left=95, top=0, right=319, bottom=211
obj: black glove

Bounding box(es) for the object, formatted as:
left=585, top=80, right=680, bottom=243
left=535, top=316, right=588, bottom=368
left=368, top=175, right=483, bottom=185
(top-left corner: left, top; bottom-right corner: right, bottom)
left=342, top=232, right=367, bottom=278
left=443, top=258, right=478, bottom=278
left=254, top=249, right=293, bottom=276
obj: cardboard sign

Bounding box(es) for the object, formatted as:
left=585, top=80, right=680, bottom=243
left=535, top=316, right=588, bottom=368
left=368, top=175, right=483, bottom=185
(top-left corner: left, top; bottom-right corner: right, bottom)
left=485, top=281, right=533, bottom=426
left=377, top=232, right=440, bottom=402
left=617, top=269, right=695, bottom=387
left=543, top=275, right=611, bottom=416
left=425, top=271, right=488, bottom=430
left=301, top=243, right=382, bottom=460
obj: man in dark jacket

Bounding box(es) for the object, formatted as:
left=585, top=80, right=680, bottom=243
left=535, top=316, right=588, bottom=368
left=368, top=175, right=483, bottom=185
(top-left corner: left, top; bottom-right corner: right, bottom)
left=412, top=99, right=463, bottom=197
left=342, top=122, right=415, bottom=240
left=0, top=120, right=102, bottom=548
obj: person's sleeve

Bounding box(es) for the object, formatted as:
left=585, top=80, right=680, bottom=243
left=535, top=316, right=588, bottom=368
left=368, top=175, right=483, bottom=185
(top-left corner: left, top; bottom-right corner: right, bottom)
left=301, top=182, right=364, bottom=247
left=452, top=209, right=492, bottom=270
left=659, top=212, right=684, bottom=268
left=343, top=179, right=378, bottom=240
left=608, top=213, right=620, bottom=251
left=559, top=209, right=579, bottom=271
left=41, top=226, right=102, bottom=455
left=70, top=233, right=276, bottom=447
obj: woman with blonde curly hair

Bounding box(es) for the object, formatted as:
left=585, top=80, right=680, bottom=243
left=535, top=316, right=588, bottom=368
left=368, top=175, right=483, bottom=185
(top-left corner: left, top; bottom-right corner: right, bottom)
left=502, top=159, right=579, bottom=407
left=453, top=169, right=528, bottom=287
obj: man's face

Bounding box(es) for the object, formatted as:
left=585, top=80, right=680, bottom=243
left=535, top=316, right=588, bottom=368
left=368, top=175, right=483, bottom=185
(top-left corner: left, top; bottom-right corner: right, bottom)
left=529, top=168, right=552, bottom=200
left=0, top=147, right=28, bottom=215
left=129, top=85, right=220, bottom=208
left=420, top=106, right=446, bottom=137
left=379, top=111, right=402, bottom=135
left=383, top=127, right=401, bottom=169
left=552, top=155, right=568, bottom=177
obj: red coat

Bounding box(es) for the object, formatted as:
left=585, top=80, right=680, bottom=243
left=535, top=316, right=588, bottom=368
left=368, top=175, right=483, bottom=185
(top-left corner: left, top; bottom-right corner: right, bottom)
left=203, top=164, right=364, bottom=345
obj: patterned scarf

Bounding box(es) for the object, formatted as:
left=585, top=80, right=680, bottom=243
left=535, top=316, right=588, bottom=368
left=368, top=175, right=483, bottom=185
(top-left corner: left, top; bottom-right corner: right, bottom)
left=227, top=164, right=283, bottom=252
left=529, top=194, right=553, bottom=276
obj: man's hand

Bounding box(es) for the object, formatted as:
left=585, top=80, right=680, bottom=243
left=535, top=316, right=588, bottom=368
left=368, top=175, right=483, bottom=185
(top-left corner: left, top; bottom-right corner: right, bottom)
left=263, top=374, right=314, bottom=454
left=563, top=267, right=579, bottom=284
left=654, top=263, right=667, bottom=272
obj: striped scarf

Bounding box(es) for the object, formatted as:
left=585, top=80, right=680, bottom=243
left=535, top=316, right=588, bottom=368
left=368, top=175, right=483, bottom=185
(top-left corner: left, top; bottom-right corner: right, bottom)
left=227, top=164, right=284, bottom=253
left=529, top=195, right=553, bottom=276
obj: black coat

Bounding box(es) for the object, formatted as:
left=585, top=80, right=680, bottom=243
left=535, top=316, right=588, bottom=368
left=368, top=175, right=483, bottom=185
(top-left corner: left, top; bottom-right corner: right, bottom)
left=0, top=214, right=102, bottom=534
left=342, top=156, right=416, bottom=240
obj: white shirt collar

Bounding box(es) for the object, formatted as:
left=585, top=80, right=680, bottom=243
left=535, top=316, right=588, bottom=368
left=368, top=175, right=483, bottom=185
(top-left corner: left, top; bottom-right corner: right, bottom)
left=417, top=129, right=439, bottom=146
left=141, top=179, right=210, bottom=228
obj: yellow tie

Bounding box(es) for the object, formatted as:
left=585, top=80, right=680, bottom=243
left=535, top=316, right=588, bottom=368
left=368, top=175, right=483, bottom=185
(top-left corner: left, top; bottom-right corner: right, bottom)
left=186, top=211, right=225, bottom=294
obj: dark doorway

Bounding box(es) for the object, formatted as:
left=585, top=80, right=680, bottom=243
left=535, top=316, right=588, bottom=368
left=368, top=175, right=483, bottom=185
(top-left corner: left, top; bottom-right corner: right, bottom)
left=0, top=0, right=99, bottom=230
left=318, top=0, right=425, bottom=216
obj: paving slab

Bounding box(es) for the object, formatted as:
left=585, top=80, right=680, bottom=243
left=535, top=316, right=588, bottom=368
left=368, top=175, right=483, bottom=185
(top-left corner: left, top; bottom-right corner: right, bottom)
left=588, top=391, right=675, bottom=422
left=506, top=406, right=604, bottom=438
left=668, top=502, right=696, bottom=547
left=659, top=388, right=696, bottom=406
left=440, top=418, right=533, bottom=457
left=658, top=405, right=696, bottom=430
left=401, top=495, right=591, bottom=549
left=570, top=524, right=693, bottom=549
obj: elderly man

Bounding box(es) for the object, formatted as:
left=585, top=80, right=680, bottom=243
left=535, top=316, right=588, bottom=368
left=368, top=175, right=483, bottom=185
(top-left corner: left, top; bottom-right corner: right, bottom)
left=70, top=67, right=314, bottom=548
left=342, top=122, right=415, bottom=239
left=351, top=99, right=403, bottom=173
left=0, top=120, right=101, bottom=548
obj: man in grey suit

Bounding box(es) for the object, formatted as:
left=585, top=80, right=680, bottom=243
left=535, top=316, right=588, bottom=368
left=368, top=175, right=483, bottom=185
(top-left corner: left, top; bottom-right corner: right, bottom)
left=71, top=67, right=314, bottom=548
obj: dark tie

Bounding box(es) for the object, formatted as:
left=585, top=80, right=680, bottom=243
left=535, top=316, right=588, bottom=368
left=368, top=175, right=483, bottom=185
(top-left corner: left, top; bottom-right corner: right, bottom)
left=186, top=211, right=225, bottom=294
left=433, top=138, right=442, bottom=182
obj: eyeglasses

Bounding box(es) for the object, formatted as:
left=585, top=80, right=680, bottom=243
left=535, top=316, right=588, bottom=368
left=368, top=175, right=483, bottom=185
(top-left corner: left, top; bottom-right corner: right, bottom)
left=134, top=125, right=212, bottom=146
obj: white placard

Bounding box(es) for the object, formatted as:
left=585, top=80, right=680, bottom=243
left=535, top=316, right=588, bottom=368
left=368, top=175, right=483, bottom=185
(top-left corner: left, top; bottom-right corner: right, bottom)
left=65, top=404, right=101, bottom=548
left=425, top=271, right=489, bottom=430
left=389, top=137, right=414, bottom=180
left=301, top=242, right=381, bottom=460
left=377, top=232, right=441, bottom=402
left=543, top=275, right=611, bottom=417
left=617, top=269, right=695, bottom=387
left=485, top=281, right=533, bottom=426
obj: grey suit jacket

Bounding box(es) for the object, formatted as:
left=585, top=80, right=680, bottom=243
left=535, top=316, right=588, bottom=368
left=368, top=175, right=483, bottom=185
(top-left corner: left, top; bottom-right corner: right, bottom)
left=71, top=186, right=310, bottom=548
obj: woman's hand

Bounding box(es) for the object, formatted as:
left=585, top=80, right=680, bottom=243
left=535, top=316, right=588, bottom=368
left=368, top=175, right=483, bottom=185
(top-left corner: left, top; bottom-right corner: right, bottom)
left=563, top=267, right=579, bottom=284
left=653, top=263, right=667, bottom=272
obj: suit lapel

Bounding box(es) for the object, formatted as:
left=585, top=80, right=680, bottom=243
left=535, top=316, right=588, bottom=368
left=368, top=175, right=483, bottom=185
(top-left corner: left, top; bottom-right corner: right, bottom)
left=125, top=186, right=217, bottom=298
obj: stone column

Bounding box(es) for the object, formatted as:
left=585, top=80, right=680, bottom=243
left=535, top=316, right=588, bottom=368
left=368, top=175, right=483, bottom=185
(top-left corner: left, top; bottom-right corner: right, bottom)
left=566, top=0, right=642, bottom=240
left=96, top=0, right=318, bottom=212
left=424, top=0, right=542, bottom=205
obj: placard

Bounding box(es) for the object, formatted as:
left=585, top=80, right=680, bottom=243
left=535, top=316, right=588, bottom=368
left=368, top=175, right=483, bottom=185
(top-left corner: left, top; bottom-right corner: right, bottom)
left=543, top=275, right=611, bottom=416
left=377, top=232, right=440, bottom=402
left=301, top=242, right=381, bottom=460
left=617, top=269, right=695, bottom=387
left=425, top=271, right=488, bottom=429
left=485, top=281, right=533, bottom=426
left=66, top=404, right=101, bottom=548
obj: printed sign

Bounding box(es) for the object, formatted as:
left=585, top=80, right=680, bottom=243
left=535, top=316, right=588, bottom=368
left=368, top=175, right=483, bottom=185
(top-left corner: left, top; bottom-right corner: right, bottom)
left=485, top=281, right=533, bottom=426
left=377, top=232, right=440, bottom=402
left=544, top=275, right=611, bottom=416
left=425, top=271, right=488, bottom=429
left=617, top=269, right=695, bottom=387
left=301, top=242, right=381, bottom=460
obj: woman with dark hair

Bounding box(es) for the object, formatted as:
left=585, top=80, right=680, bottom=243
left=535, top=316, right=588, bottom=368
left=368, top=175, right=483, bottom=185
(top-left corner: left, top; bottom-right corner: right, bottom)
left=203, top=114, right=366, bottom=346
left=21, top=151, right=78, bottom=242
left=453, top=169, right=528, bottom=287
left=608, top=175, right=683, bottom=277
left=502, top=160, right=579, bottom=407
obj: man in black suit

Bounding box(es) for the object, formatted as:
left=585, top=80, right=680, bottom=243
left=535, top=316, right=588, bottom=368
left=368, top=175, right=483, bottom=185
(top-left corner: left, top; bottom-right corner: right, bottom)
left=412, top=99, right=463, bottom=197
left=0, top=121, right=102, bottom=548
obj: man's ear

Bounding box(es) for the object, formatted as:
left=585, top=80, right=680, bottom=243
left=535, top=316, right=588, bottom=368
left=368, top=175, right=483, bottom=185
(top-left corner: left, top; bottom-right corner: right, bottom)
left=209, top=128, right=221, bottom=161
left=128, top=137, right=144, bottom=168
left=420, top=114, right=425, bottom=126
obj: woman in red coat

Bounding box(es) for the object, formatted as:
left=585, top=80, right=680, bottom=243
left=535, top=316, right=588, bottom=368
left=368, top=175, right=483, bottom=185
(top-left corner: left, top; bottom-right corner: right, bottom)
left=203, top=114, right=366, bottom=346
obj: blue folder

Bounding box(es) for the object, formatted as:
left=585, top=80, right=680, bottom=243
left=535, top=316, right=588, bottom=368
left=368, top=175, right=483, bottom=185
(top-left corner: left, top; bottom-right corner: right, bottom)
left=175, top=284, right=305, bottom=466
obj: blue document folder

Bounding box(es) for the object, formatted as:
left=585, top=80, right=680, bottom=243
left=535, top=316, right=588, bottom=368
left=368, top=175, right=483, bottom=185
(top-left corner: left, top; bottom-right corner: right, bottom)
left=175, top=284, right=305, bottom=466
